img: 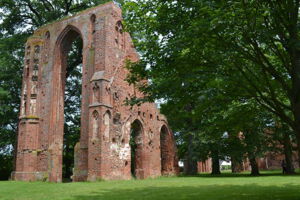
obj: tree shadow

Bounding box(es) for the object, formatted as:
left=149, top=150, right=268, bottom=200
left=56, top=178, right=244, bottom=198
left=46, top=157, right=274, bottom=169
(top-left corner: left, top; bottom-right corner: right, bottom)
left=178, top=171, right=300, bottom=178
left=73, top=184, right=300, bottom=200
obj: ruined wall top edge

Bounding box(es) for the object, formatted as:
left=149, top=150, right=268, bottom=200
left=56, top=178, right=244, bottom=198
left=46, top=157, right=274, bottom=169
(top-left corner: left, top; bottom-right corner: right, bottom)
left=28, top=1, right=121, bottom=40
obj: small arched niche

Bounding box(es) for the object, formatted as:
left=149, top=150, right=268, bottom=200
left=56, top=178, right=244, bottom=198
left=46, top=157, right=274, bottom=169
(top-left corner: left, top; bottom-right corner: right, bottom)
left=103, top=110, right=111, bottom=140
left=45, top=31, right=50, bottom=39
left=43, top=31, right=51, bottom=63
left=92, top=110, right=99, bottom=140
left=90, top=14, right=96, bottom=34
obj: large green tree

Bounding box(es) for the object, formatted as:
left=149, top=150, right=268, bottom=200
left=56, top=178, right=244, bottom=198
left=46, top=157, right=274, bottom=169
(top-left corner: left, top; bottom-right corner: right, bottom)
left=0, top=33, right=25, bottom=179
left=222, top=100, right=275, bottom=175
left=124, top=0, right=300, bottom=168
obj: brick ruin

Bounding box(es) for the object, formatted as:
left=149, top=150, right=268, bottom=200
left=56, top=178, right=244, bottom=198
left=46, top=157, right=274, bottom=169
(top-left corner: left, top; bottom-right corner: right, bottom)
left=196, top=152, right=299, bottom=173
left=12, top=2, right=179, bottom=182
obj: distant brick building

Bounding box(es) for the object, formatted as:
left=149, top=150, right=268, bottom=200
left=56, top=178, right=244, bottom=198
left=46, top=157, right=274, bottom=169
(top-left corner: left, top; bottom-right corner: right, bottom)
left=197, top=152, right=299, bottom=173
left=197, top=159, right=212, bottom=173
left=257, top=152, right=299, bottom=170
left=12, top=2, right=179, bottom=182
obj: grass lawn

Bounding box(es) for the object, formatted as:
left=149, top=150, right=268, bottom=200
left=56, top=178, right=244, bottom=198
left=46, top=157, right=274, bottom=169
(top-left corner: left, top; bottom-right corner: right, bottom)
left=0, top=171, right=300, bottom=200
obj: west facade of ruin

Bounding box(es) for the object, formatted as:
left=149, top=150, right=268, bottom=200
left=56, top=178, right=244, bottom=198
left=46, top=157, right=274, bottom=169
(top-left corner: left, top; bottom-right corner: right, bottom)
left=12, top=2, right=179, bottom=182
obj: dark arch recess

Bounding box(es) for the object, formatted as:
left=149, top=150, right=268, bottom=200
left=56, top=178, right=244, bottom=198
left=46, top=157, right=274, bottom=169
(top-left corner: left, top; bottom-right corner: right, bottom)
left=56, top=25, right=84, bottom=181
left=130, top=119, right=144, bottom=178
left=160, top=125, right=173, bottom=176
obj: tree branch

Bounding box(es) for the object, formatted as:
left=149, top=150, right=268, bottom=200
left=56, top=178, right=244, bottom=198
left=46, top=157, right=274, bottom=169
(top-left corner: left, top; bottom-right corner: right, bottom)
left=40, top=0, right=54, bottom=12
left=23, top=0, right=42, bottom=25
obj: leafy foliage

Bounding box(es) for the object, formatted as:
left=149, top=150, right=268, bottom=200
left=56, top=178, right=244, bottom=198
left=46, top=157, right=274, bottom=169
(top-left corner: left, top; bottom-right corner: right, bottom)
left=124, top=0, right=300, bottom=173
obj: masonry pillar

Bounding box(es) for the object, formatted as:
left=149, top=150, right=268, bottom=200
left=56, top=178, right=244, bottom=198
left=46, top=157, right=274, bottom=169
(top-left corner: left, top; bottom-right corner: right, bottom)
left=13, top=38, right=44, bottom=181
left=87, top=71, right=112, bottom=181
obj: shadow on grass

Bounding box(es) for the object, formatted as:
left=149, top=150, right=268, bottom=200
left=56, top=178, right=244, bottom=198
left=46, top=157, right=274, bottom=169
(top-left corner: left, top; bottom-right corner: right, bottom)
left=179, top=173, right=300, bottom=178
left=73, top=184, right=300, bottom=200
left=178, top=170, right=300, bottom=178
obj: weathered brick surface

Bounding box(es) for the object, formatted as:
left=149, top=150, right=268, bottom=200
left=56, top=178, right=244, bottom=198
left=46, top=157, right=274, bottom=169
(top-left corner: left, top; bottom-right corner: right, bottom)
left=13, top=2, right=179, bottom=182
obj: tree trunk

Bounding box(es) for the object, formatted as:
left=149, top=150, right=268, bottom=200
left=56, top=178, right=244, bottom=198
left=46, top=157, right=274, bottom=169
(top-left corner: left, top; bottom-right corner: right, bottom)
left=184, top=134, right=197, bottom=175
left=296, top=134, right=300, bottom=170
left=290, top=31, right=300, bottom=169
left=184, top=159, right=197, bottom=175
left=63, top=142, right=72, bottom=180
left=211, top=150, right=221, bottom=175
left=292, top=118, right=300, bottom=169
left=13, top=129, right=18, bottom=172
left=294, top=123, right=300, bottom=170
left=291, top=97, right=300, bottom=170
left=231, top=158, right=243, bottom=173
left=283, top=133, right=295, bottom=174
left=298, top=142, right=300, bottom=171
left=249, top=157, right=259, bottom=176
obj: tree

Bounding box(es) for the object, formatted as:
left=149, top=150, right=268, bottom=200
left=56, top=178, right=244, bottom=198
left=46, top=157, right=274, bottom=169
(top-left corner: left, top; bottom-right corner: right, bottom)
left=0, top=33, right=26, bottom=179
left=124, top=0, right=300, bottom=168
left=223, top=101, right=274, bottom=175
left=271, top=122, right=296, bottom=174
left=157, top=76, right=231, bottom=175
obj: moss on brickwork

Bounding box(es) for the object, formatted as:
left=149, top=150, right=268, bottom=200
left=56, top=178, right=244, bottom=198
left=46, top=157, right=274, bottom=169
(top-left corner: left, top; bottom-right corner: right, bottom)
left=26, top=115, right=39, bottom=119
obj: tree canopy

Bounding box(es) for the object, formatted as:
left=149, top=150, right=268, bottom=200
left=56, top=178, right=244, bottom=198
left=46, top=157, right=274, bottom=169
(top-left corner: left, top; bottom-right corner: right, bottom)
left=124, top=0, right=300, bottom=174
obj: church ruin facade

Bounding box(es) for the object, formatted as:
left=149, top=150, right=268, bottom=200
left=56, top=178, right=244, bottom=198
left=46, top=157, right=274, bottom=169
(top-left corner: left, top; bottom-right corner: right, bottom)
left=12, top=2, right=179, bottom=182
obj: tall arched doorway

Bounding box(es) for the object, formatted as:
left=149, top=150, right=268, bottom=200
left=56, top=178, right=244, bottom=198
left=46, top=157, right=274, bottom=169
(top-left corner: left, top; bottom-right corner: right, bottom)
left=58, top=26, right=83, bottom=181
left=130, top=120, right=144, bottom=178
left=160, top=125, right=173, bottom=175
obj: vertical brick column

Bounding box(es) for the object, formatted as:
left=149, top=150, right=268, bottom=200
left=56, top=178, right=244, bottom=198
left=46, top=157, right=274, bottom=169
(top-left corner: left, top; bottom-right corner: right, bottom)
left=13, top=37, right=44, bottom=181
left=87, top=72, right=112, bottom=181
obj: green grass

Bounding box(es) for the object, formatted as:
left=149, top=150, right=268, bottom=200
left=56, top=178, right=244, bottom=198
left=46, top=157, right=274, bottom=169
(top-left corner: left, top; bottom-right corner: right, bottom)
left=0, top=171, right=300, bottom=200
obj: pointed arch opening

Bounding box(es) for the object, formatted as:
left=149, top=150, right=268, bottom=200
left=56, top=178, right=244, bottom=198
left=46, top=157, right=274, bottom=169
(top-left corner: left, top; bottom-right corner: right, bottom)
left=58, top=26, right=83, bottom=181
left=130, top=119, right=144, bottom=178
left=160, top=125, right=173, bottom=176
left=104, top=110, right=111, bottom=141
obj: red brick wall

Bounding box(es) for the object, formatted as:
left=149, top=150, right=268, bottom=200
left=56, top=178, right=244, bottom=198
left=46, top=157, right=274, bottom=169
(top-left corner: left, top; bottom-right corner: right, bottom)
left=13, top=2, right=179, bottom=182
left=197, top=159, right=212, bottom=173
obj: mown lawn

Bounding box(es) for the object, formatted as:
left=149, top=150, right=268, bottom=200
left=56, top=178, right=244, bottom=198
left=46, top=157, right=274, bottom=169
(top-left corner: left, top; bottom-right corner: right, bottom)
left=0, top=171, right=300, bottom=200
